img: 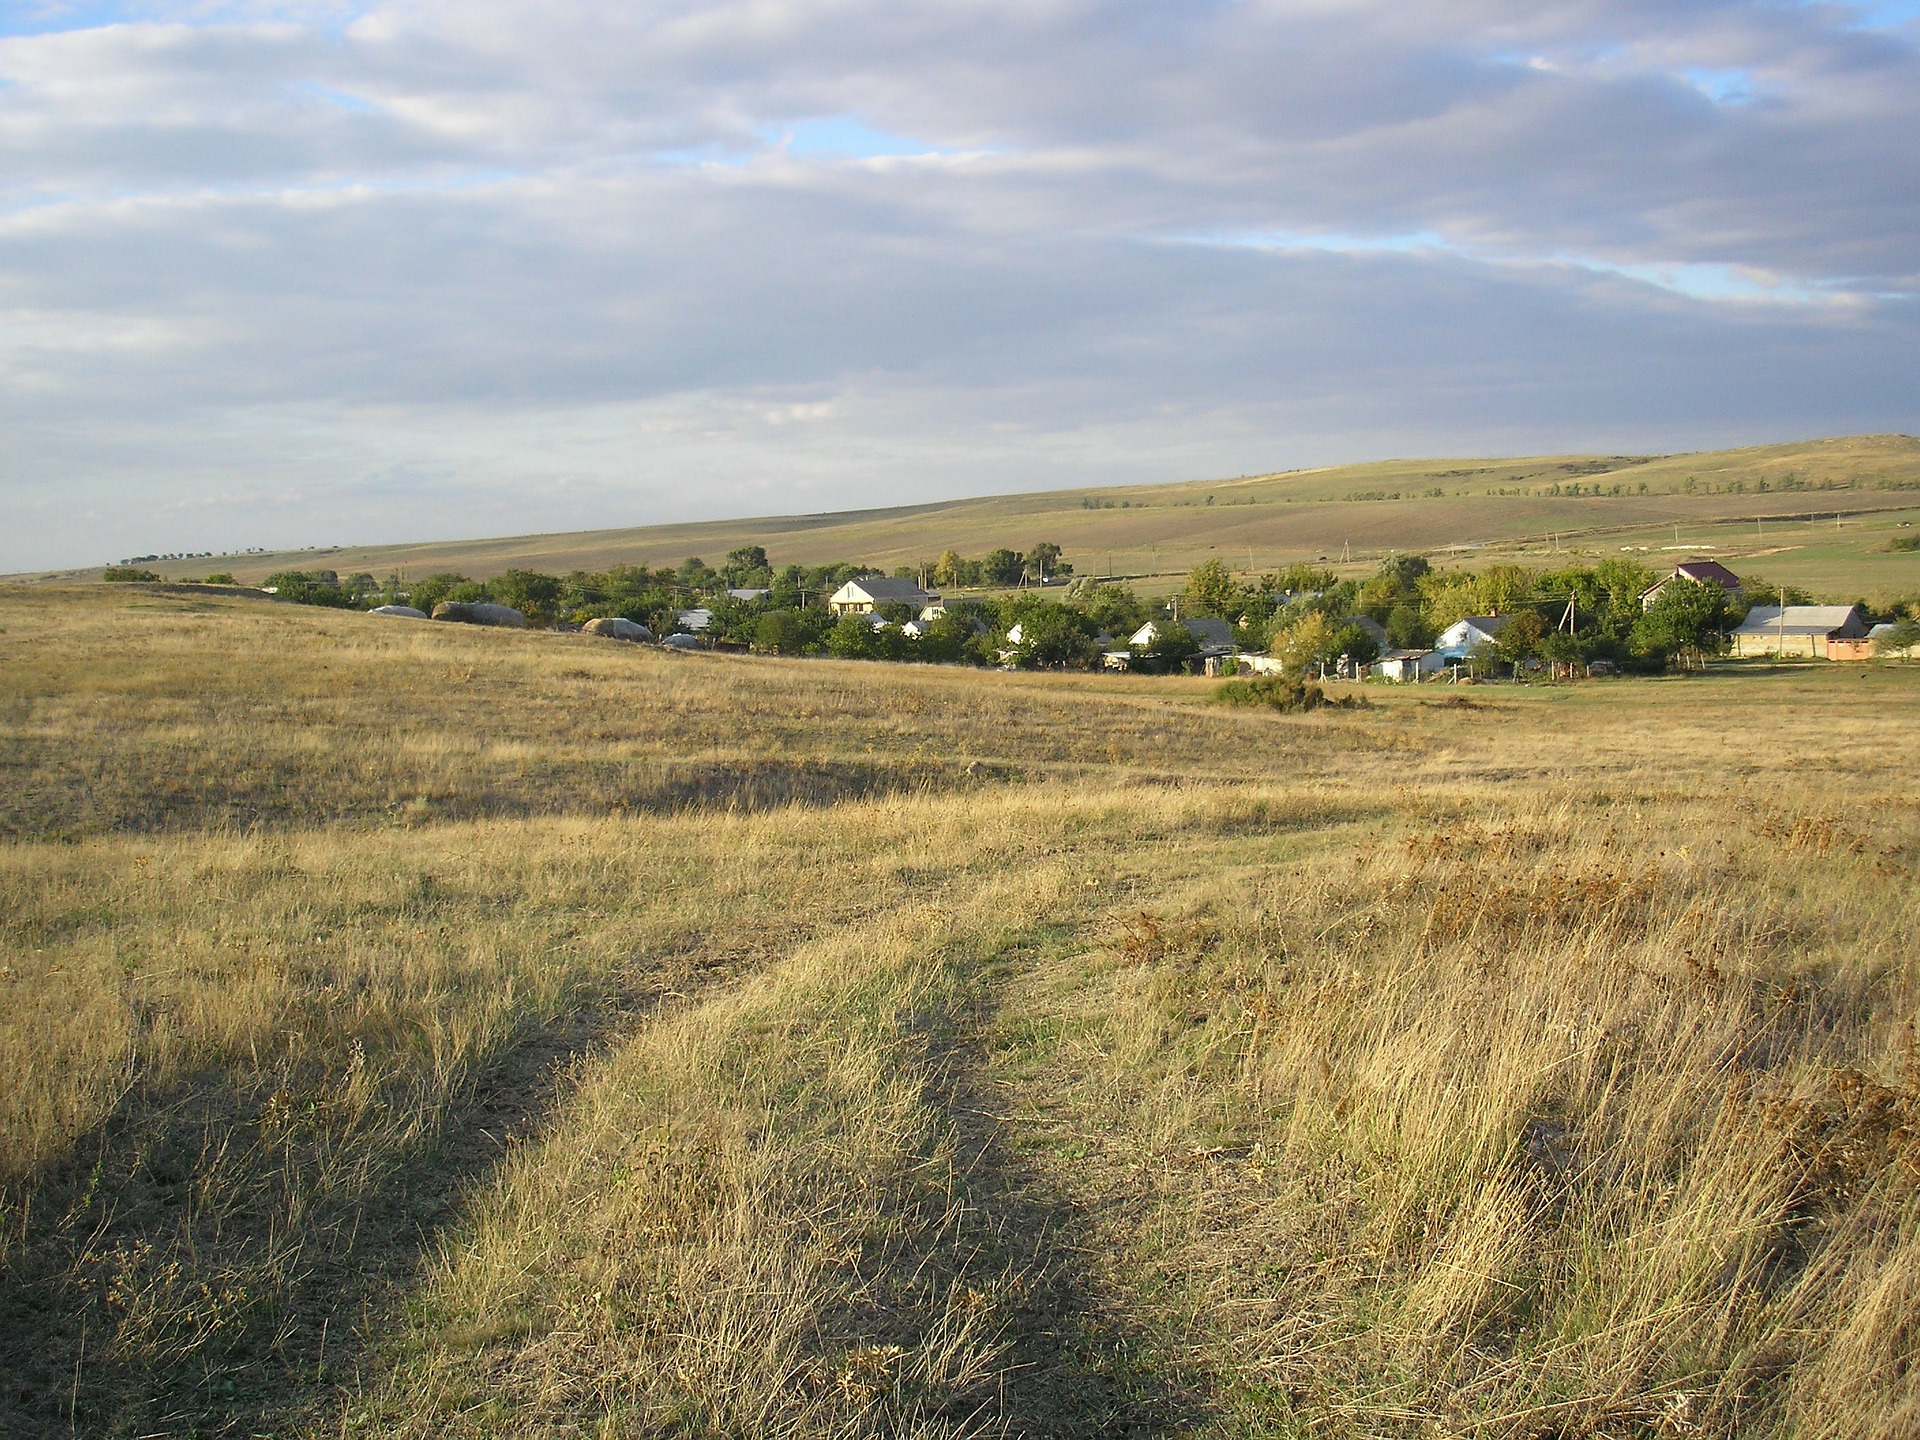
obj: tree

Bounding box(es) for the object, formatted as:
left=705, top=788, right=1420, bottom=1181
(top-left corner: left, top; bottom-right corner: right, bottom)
left=1631, top=579, right=1729, bottom=670
left=912, top=613, right=975, bottom=664
left=103, top=567, right=161, bottom=582
left=406, top=573, right=474, bottom=615
left=1489, top=611, right=1548, bottom=674
left=1386, top=603, right=1433, bottom=649
left=1277, top=613, right=1336, bottom=675
left=1004, top=604, right=1095, bottom=668
left=1328, top=622, right=1381, bottom=666
left=1592, top=557, right=1656, bottom=614
left=264, top=570, right=355, bottom=608
left=490, top=568, right=563, bottom=622
left=1272, top=563, right=1337, bottom=595
left=1138, top=618, right=1200, bottom=668
left=983, top=548, right=1025, bottom=586
left=1873, top=618, right=1920, bottom=662
left=1024, top=541, right=1071, bottom=583
left=1181, top=560, right=1242, bottom=618
left=755, top=609, right=828, bottom=655
left=1473, top=565, right=1537, bottom=618
left=933, top=549, right=965, bottom=588
left=1740, top=576, right=1812, bottom=609
left=722, top=546, right=773, bottom=588
left=826, top=613, right=894, bottom=660
left=1375, top=553, right=1431, bottom=591
left=1074, top=582, right=1149, bottom=638
left=1537, top=627, right=1593, bottom=676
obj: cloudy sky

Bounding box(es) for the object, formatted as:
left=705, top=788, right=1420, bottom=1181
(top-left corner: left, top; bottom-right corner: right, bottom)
left=2, top=0, right=1916, bottom=571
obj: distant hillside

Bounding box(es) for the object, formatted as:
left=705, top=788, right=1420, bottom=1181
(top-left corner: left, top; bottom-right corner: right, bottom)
left=34, top=433, right=1920, bottom=593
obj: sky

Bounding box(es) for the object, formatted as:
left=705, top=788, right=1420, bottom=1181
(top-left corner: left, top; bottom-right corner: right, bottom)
left=1, top=1, right=1917, bottom=571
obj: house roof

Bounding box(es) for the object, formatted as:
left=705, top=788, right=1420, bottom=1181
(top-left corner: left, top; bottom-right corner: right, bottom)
left=835, top=576, right=933, bottom=604
left=1449, top=614, right=1511, bottom=636
left=1673, top=560, right=1742, bottom=589
left=1184, top=616, right=1236, bottom=650
left=1643, top=560, right=1741, bottom=597
left=1731, top=605, right=1864, bottom=637
left=1125, top=616, right=1236, bottom=652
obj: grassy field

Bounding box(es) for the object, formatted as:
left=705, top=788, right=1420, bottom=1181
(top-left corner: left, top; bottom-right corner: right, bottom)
left=30, top=434, right=1920, bottom=605
left=3, top=583, right=1918, bottom=1438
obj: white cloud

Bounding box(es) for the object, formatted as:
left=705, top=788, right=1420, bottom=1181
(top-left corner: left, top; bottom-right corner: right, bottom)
left=2, top=0, right=1917, bottom=569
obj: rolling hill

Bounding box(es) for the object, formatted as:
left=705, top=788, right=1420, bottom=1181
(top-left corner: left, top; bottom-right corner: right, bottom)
left=33, top=433, right=1920, bottom=599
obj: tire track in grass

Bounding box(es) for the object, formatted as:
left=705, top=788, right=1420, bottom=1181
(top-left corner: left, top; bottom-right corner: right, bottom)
left=333, top=853, right=1212, bottom=1438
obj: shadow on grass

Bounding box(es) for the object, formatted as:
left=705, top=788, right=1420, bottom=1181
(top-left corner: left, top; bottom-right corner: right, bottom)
left=0, top=998, right=651, bottom=1439
left=0, top=753, right=1024, bottom=842
left=830, top=982, right=1208, bottom=1439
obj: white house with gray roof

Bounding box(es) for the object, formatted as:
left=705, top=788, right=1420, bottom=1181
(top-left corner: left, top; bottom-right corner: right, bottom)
left=1433, top=614, right=1511, bottom=661
left=827, top=576, right=939, bottom=616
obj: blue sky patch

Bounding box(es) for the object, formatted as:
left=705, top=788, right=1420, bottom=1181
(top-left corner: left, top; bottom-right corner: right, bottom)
left=771, top=117, right=947, bottom=159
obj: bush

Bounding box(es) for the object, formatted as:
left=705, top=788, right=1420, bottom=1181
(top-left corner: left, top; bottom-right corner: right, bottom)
left=1873, top=618, right=1920, bottom=659
left=264, top=570, right=357, bottom=608
left=203, top=573, right=236, bottom=585
left=103, top=567, right=160, bottom=582
left=1213, top=676, right=1366, bottom=712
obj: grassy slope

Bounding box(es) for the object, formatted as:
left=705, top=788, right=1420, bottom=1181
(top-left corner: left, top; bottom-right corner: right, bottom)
left=3, top=584, right=1919, bottom=1439
left=34, top=434, right=1920, bottom=601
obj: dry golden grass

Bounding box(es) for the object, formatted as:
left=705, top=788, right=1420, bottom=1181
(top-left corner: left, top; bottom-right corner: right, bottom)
left=2, top=582, right=1917, bottom=1438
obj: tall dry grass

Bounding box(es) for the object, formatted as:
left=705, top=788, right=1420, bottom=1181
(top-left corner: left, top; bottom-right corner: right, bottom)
left=990, top=787, right=1920, bottom=1437
left=3, top=583, right=1918, bottom=1438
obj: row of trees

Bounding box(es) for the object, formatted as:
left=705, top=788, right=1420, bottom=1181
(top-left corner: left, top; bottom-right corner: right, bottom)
left=1173, top=553, right=1915, bottom=673
left=259, top=543, right=1915, bottom=677
left=260, top=539, right=1078, bottom=639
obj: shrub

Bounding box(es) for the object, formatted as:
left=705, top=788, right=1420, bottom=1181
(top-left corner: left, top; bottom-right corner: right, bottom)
left=1873, top=618, right=1920, bottom=659
left=1213, top=676, right=1366, bottom=712
left=263, top=570, right=356, bottom=608
left=103, top=567, right=160, bottom=582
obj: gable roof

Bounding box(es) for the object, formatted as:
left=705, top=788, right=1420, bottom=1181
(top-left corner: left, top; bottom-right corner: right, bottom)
left=1731, top=605, right=1866, bottom=637
left=1673, top=560, right=1741, bottom=589
left=1184, top=616, right=1236, bottom=650
left=1126, top=617, right=1237, bottom=651
left=834, top=576, right=933, bottom=605
left=1339, top=615, right=1390, bottom=645
left=1445, top=614, right=1511, bottom=637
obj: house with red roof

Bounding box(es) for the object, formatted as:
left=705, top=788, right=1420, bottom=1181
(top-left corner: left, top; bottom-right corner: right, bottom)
left=1639, top=559, right=1742, bottom=611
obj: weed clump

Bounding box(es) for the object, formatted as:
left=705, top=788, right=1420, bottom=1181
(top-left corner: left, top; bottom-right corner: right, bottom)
left=1212, top=675, right=1366, bottom=712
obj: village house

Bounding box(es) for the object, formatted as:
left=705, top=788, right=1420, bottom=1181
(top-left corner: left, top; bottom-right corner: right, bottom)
left=1128, top=616, right=1236, bottom=655
left=1727, top=604, right=1870, bottom=658
left=1104, top=616, right=1238, bottom=671
left=1339, top=615, right=1391, bottom=648
left=1371, top=647, right=1444, bottom=682
left=827, top=576, right=939, bottom=616
left=1432, top=614, right=1511, bottom=662
left=1639, top=559, right=1742, bottom=611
